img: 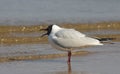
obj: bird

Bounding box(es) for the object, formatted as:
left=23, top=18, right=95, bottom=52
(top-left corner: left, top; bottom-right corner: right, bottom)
left=41, top=24, right=103, bottom=64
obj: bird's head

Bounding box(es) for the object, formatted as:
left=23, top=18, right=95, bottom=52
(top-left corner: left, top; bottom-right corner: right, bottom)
left=41, top=24, right=61, bottom=37
left=41, top=24, right=53, bottom=37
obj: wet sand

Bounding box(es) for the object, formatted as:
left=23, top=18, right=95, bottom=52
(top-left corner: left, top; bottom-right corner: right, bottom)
left=0, top=22, right=120, bottom=74
left=0, top=22, right=120, bottom=45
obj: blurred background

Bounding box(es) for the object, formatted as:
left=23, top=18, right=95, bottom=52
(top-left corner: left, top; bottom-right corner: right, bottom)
left=0, top=0, right=120, bottom=74
left=0, top=0, right=120, bottom=25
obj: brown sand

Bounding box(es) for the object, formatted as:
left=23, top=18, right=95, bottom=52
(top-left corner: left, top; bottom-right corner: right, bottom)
left=0, top=51, right=91, bottom=63
left=0, top=21, right=120, bottom=45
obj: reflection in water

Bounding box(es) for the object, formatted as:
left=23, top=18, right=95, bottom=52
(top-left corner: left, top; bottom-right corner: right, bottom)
left=68, top=62, right=72, bottom=74
left=48, top=62, right=97, bottom=74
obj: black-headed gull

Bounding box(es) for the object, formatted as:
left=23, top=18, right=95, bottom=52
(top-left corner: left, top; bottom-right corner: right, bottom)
left=41, top=24, right=103, bottom=63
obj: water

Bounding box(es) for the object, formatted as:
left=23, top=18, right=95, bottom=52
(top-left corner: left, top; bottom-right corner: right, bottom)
left=0, top=0, right=120, bottom=25
left=0, top=43, right=120, bottom=74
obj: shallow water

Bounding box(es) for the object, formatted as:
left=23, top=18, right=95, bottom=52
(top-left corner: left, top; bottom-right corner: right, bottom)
left=0, top=24, right=120, bottom=74
left=0, top=42, right=120, bottom=74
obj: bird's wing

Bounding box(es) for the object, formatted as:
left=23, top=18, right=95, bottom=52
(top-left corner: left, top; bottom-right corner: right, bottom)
left=52, top=36, right=101, bottom=48
left=55, top=29, right=85, bottom=39
left=52, top=29, right=102, bottom=48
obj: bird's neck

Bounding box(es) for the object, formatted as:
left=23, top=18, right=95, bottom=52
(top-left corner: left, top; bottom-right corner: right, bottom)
left=51, top=26, right=62, bottom=34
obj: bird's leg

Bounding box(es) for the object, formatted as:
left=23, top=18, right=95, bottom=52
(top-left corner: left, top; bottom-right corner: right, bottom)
left=67, top=51, right=71, bottom=64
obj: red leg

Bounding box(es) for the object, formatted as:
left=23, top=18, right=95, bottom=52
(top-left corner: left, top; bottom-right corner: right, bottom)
left=67, top=51, right=71, bottom=64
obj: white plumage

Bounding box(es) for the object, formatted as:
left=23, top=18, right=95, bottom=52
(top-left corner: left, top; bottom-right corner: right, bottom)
left=48, top=25, right=103, bottom=51
left=41, top=24, right=103, bottom=63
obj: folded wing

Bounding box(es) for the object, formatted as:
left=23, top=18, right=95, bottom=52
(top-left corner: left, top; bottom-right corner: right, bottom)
left=55, top=29, right=85, bottom=39
left=53, top=29, right=102, bottom=48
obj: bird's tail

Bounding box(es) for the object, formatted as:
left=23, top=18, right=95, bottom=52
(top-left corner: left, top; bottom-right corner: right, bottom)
left=96, top=38, right=115, bottom=41
left=95, top=37, right=116, bottom=44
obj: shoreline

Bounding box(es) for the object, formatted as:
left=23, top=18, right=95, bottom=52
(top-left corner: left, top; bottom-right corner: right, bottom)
left=0, top=21, right=120, bottom=45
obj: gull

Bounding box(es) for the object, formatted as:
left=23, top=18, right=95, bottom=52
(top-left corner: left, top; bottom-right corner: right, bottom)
left=41, top=24, right=103, bottom=63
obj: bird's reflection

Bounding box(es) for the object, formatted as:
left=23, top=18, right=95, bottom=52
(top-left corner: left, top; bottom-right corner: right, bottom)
left=67, top=62, right=72, bottom=74
left=47, top=61, right=96, bottom=74
left=55, top=62, right=75, bottom=74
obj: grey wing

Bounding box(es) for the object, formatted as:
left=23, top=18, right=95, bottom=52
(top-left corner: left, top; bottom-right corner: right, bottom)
left=52, top=37, right=81, bottom=48
left=55, top=29, right=85, bottom=39
left=53, top=29, right=101, bottom=48
left=52, top=36, right=101, bottom=48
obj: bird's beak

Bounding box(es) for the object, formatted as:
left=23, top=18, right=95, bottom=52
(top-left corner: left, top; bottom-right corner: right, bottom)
left=41, top=33, right=47, bottom=37
left=40, top=28, right=48, bottom=37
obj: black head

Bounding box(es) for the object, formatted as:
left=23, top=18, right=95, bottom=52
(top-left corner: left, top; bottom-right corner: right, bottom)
left=41, top=25, right=53, bottom=37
